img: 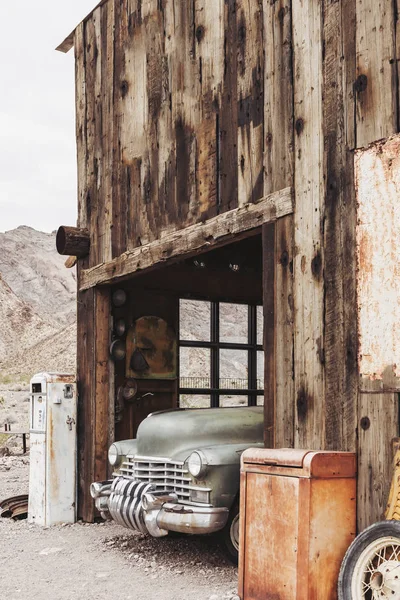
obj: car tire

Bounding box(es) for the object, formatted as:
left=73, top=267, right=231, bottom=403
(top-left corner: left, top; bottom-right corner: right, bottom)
left=220, top=500, right=239, bottom=565
left=338, top=520, right=400, bottom=599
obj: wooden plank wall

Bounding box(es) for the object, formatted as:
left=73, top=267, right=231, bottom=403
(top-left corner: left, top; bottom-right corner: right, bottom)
left=264, top=0, right=360, bottom=454
left=74, top=0, right=400, bottom=524
left=261, top=0, right=399, bottom=528
left=75, top=0, right=266, bottom=262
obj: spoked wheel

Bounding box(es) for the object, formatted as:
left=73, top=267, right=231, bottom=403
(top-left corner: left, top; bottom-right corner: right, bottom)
left=338, top=521, right=400, bottom=599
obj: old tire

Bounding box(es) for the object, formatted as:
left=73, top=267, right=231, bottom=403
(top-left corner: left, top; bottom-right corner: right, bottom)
left=338, top=520, right=400, bottom=599
left=220, top=501, right=239, bottom=565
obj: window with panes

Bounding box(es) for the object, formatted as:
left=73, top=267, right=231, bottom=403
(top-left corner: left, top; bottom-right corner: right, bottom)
left=179, top=300, right=264, bottom=408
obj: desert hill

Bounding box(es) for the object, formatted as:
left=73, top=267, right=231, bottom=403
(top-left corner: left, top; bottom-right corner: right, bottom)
left=0, top=227, right=76, bottom=377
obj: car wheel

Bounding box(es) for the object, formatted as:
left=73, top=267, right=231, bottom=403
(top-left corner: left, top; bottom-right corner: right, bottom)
left=220, top=500, right=239, bottom=565
left=338, top=520, right=400, bottom=599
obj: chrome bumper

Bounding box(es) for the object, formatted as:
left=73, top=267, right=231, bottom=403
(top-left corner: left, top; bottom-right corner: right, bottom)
left=91, top=478, right=228, bottom=537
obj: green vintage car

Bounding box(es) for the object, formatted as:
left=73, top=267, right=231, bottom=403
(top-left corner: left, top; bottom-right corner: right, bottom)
left=91, top=405, right=264, bottom=563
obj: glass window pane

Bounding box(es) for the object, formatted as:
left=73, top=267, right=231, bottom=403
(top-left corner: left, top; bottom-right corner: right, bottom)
left=180, top=347, right=210, bottom=385
left=257, top=394, right=264, bottom=406
left=220, top=303, right=248, bottom=344
left=257, top=305, right=264, bottom=346
left=257, top=351, right=264, bottom=390
left=179, top=394, right=211, bottom=408
left=179, top=299, right=210, bottom=341
left=220, top=349, right=248, bottom=388
left=220, top=395, right=248, bottom=407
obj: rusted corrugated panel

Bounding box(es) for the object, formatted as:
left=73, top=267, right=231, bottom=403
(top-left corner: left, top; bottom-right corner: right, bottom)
left=356, top=134, right=400, bottom=389
left=0, top=495, right=28, bottom=519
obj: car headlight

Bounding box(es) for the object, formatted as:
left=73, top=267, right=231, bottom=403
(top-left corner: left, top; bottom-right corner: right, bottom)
left=187, top=451, right=207, bottom=478
left=108, top=444, right=120, bottom=467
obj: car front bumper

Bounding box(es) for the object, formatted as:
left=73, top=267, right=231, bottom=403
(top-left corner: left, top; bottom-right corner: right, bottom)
left=91, top=477, right=229, bottom=537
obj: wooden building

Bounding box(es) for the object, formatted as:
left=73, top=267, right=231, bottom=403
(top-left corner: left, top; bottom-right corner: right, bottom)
left=57, top=0, right=400, bottom=528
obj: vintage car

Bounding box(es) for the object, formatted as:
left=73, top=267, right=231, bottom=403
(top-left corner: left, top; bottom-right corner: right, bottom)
left=91, top=405, right=264, bottom=563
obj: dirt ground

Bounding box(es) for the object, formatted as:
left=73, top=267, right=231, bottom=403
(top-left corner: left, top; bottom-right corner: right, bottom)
left=0, top=440, right=238, bottom=600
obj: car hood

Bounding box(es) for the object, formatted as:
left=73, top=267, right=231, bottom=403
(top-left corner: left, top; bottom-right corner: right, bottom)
left=134, top=406, right=264, bottom=460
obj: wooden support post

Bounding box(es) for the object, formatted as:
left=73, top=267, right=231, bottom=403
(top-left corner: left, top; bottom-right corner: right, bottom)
left=263, top=0, right=294, bottom=449
left=263, top=223, right=275, bottom=448
left=323, top=0, right=358, bottom=452
left=76, top=285, right=111, bottom=522
left=292, top=0, right=325, bottom=449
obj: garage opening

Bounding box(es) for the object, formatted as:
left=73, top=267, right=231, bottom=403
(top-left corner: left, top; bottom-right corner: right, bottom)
left=110, top=230, right=266, bottom=441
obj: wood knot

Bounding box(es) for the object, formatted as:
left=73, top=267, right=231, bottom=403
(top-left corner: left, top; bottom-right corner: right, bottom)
left=295, top=118, right=304, bottom=135
left=195, top=25, right=205, bottom=43
left=120, top=80, right=129, bottom=97
left=296, top=386, right=309, bottom=421
left=354, top=74, right=368, bottom=93
left=311, top=251, right=322, bottom=279
left=238, top=24, right=246, bottom=44
left=280, top=250, right=289, bottom=267
left=360, top=416, right=370, bottom=431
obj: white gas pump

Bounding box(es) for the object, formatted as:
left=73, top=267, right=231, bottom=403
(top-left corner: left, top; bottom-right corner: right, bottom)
left=28, top=373, right=77, bottom=526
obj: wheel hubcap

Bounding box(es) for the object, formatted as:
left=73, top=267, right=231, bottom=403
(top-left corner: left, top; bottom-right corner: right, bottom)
left=352, top=536, right=400, bottom=599
left=230, top=514, right=239, bottom=552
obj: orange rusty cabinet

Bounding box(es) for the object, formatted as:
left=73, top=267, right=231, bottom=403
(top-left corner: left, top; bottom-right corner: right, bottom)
left=238, top=449, right=356, bottom=600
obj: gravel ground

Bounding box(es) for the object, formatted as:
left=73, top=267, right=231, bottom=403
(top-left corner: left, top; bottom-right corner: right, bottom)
left=0, top=455, right=239, bottom=600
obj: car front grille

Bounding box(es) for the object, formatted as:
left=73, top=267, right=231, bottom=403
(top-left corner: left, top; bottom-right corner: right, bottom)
left=118, top=455, right=210, bottom=505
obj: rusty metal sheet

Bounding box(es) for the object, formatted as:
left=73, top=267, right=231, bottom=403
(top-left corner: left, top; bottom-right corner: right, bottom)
left=0, top=494, right=28, bottom=520
left=239, top=453, right=356, bottom=599
left=355, top=135, right=400, bottom=389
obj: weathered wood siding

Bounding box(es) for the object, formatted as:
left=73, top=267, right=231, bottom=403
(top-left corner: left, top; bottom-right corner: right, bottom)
left=72, top=0, right=400, bottom=525
left=76, top=0, right=266, bottom=266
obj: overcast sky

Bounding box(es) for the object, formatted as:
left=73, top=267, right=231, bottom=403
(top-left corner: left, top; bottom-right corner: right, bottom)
left=0, top=0, right=96, bottom=233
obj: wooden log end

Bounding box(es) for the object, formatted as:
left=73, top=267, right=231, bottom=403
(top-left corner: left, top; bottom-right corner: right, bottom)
left=56, top=226, right=90, bottom=258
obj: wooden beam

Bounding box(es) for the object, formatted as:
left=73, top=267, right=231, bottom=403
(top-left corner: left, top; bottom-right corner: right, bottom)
left=79, top=186, right=293, bottom=291
left=56, top=226, right=90, bottom=258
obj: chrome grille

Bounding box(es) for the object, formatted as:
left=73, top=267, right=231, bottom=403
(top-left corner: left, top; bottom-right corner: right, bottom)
left=118, top=455, right=210, bottom=505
